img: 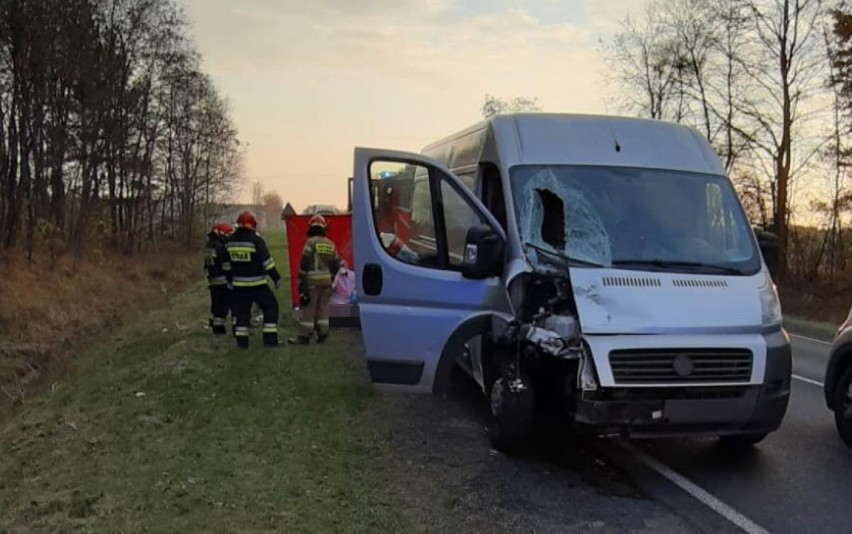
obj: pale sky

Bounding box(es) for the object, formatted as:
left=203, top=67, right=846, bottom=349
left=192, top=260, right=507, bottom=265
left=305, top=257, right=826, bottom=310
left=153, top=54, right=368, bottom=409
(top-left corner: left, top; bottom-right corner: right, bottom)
left=181, top=0, right=642, bottom=211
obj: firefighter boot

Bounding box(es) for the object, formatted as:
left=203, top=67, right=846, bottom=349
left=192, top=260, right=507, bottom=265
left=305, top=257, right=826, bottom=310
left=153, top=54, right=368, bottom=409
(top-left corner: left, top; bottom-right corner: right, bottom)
left=235, top=327, right=250, bottom=349
left=212, top=317, right=227, bottom=335
left=314, top=286, right=332, bottom=344
left=262, top=324, right=279, bottom=347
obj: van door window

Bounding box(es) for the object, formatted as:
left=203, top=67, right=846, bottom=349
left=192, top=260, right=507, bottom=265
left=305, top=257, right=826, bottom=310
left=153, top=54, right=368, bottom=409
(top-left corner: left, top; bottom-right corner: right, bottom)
left=439, top=180, right=487, bottom=268
left=369, top=161, right=487, bottom=270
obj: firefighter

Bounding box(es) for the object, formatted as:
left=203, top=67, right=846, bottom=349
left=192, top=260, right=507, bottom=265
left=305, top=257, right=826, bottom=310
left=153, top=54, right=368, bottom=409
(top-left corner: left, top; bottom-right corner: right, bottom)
left=204, top=222, right=234, bottom=335
left=290, top=214, right=341, bottom=344
left=226, top=210, right=282, bottom=348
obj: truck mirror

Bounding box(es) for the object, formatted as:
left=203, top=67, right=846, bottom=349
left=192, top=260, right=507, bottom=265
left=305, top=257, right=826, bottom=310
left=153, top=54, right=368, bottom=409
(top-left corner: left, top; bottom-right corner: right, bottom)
left=462, top=224, right=505, bottom=280
left=756, top=230, right=780, bottom=279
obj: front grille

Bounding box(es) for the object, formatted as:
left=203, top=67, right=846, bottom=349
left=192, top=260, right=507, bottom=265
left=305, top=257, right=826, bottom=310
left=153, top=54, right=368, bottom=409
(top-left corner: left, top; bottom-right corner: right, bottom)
left=609, top=348, right=753, bottom=384
left=596, top=387, right=750, bottom=401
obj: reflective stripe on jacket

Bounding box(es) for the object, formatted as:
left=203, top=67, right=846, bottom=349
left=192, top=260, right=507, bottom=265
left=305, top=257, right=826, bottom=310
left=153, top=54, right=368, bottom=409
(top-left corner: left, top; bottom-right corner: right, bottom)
left=299, top=236, right=340, bottom=286
left=225, top=228, right=281, bottom=289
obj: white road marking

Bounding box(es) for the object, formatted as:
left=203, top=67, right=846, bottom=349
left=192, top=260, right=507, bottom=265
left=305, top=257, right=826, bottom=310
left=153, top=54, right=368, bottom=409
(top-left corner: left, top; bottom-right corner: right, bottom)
left=622, top=443, right=772, bottom=534
left=792, top=374, right=824, bottom=387
left=789, top=333, right=831, bottom=346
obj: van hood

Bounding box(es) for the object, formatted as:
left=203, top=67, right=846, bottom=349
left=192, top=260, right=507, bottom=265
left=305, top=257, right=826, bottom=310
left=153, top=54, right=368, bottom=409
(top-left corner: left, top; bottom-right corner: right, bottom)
left=567, top=268, right=765, bottom=335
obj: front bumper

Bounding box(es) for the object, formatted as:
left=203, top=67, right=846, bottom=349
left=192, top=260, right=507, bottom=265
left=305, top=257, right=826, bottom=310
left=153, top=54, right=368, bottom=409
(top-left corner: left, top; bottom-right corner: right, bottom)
left=573, top=329, right=792, bottom=437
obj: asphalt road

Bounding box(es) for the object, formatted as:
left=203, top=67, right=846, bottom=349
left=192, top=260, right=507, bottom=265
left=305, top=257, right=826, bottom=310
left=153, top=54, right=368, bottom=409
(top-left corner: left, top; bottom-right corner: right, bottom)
left=632, top=334, right=852, bottom=534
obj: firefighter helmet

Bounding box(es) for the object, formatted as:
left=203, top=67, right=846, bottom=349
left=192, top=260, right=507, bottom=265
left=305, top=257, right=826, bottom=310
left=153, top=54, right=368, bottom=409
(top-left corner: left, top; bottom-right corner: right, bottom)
left=212, top=223, right=228, bottom=237
left=220, top=223, right=234, bottom=236
left=308, top=214, right=328, bottom=230
left=237, top=210, right=257, bottom=230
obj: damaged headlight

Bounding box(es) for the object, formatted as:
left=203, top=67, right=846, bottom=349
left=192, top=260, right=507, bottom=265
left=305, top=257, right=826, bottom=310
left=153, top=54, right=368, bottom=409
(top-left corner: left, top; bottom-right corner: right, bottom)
left=543, top=314, right=579, bottom=340
left=579, top=346, right=598, bottom=391
left=525, top=316, right=580, bottom=358
left=758, top=270, right=782, bottom=328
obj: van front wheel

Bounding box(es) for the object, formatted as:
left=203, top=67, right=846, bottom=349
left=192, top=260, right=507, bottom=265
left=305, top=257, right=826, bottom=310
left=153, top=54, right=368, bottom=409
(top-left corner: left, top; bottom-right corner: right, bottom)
left=488, top=375, right=534, bottom=455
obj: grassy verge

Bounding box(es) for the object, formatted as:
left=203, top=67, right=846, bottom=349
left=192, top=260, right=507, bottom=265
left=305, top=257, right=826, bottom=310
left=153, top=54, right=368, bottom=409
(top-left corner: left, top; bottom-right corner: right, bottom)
left=0, top=231, right=439, bottom=532
left=0, top=243, right=197, bottom=413
left=784, top=315, right=838, bottom=342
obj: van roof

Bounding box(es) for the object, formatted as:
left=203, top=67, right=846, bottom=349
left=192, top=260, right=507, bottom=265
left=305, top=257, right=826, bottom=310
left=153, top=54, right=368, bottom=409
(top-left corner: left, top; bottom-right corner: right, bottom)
left=422, top=113, right=725, bottom=175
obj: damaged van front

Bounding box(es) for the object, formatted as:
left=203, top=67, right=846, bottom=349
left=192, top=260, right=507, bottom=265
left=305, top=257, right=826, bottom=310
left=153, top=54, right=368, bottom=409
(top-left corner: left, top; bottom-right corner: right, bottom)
left=350, top=113, right=791, bottom=455
left=490, top=163, right=790, bottom=450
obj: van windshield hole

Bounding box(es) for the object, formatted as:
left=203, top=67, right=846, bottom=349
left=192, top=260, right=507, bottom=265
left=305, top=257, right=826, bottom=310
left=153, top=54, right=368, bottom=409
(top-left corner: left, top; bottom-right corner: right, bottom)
left=536, top=189, right=565, bottom=249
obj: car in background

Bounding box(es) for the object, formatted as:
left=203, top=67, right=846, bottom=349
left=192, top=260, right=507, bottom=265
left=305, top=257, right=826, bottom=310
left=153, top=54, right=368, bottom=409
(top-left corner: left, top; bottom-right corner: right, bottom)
left=303, top=204, right=339, bottom=216
left=824, top=306, right=852, bottom=446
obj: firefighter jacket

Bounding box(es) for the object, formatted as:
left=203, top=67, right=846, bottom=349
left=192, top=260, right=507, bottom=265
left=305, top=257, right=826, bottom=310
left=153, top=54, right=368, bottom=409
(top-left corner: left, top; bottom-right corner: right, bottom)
left=204, top=232, right=230, bottom=287
left=299, top=236, right=341, bottom=288
left=225, top=228, right=281, bottom=288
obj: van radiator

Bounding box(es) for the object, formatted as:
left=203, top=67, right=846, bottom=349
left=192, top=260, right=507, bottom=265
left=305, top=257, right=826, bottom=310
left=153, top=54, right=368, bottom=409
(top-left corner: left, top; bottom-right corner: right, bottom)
left=608, top=348, right=753, bottom=384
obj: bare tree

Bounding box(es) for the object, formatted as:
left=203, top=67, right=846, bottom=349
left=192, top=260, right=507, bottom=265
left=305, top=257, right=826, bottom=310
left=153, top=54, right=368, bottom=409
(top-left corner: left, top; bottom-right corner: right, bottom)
left=251, top=180, right=264, bottom=207
left=603, top=0, right=831, bottom=280
left=600, top=3, right=689, bottom=121
left=602, top=0, right=757, bottom=169
left=737, top=0, right=829, bottom=279
left=481, top=94, right=542, bottom=118
left=262, top=190, right=283, bottom=229
left=0, top=0, right=243, bottom=259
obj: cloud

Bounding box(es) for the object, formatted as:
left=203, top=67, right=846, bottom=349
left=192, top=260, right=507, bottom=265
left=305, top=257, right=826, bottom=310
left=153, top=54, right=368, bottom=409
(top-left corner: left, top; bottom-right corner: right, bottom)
left=585, top=0, right=649, bottom=33
left=188, top=0, right=595, bottom=89
left=180, top=0, right=619, bottom=207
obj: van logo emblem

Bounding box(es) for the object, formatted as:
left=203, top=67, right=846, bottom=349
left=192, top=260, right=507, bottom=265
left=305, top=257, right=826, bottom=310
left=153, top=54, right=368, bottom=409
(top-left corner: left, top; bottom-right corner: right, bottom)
left=465, top=244, right=478, bottom=264
left=672, top=354, right=694, bottom=377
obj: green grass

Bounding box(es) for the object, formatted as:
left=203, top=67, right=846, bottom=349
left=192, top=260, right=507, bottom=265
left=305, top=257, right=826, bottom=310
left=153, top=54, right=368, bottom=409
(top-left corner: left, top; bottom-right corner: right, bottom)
left=0, top=231, right=423, bottom=533
left=784, top=315, right=839, bottom=342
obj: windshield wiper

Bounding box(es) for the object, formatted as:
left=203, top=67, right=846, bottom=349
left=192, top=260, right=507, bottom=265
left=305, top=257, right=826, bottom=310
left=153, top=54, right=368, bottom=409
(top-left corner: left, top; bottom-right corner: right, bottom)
left=523, top=242, right=604, bottom=268
left=612, top=259, right=745, bottom=275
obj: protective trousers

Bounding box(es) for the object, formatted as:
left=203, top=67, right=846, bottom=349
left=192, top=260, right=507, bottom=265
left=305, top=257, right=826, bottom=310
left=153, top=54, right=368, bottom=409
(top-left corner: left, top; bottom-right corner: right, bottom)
left=209, top=286, right=233, bottom=335
left=233, top=285, right=279, bottom=348
left=298, top=284, right=332, bottom=342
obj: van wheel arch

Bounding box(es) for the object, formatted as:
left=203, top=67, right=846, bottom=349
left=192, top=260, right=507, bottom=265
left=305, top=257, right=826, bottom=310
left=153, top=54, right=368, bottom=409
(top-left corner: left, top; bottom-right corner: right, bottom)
left=432, top=313, right=495, bottom=397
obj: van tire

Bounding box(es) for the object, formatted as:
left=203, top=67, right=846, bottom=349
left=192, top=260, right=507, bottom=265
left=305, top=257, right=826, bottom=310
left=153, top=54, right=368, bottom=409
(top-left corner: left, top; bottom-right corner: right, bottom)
left=832, top=365, right=852, bottom=448
left=488, top=376, right=534, bottom=455
left=717, top=432, right=769, bottom=449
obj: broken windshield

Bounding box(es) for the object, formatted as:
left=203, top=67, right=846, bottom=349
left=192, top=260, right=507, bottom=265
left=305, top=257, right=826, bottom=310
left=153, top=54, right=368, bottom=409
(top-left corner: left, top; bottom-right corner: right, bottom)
left=509, top=165, right=761, bottom=275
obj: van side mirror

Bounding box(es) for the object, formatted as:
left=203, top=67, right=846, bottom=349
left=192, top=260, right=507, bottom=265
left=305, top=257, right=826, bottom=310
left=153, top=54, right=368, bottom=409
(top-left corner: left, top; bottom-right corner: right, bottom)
left=756, top=230, right=780, bottom=279
left=462, top=224, right=505, bottom=280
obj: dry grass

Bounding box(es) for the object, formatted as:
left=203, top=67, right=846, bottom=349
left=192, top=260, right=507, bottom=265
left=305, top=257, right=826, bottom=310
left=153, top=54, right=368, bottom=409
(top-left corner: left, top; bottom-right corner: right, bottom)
left=0, top=231, right=434, bottom=532
left=0, top=231, right=721, bottom=532
left=0, top=245, right=198, bottom=413
left=779, top=282, right=850, bottom=325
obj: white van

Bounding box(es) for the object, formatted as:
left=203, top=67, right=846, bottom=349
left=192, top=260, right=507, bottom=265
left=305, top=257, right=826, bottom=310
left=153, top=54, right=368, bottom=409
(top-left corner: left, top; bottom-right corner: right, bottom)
left=351, top=113, right=791, bottom=453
